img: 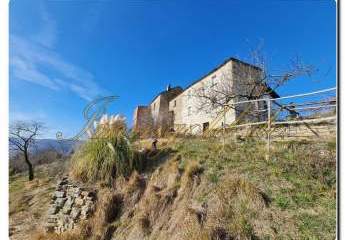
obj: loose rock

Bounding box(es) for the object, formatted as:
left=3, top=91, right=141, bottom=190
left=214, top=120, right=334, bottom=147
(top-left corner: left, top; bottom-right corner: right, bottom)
left=55, top=191, right=66, bottom=198
left=44, top=177, right=96, bottom=233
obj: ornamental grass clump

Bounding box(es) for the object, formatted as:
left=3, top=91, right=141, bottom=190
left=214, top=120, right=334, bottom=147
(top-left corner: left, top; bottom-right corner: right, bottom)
left=71, top=114, right=135, bottom=183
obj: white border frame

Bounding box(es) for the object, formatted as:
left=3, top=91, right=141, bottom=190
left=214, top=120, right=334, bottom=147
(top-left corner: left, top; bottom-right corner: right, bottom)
left=0, top=1, right=9, bottom=239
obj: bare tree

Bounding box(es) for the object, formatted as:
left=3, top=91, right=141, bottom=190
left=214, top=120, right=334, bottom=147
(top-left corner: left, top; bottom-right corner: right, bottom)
left=191, top=45, right=315, bottom=120
left=9, top=121, right=44, bottom=181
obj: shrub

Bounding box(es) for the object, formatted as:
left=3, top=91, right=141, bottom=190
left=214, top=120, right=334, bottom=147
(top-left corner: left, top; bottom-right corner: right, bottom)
left=71, top=132, right=133, bottom=183
left=71, top=116, right=135, bottom=183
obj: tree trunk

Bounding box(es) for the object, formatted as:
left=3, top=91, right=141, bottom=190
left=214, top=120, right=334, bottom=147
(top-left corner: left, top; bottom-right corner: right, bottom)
left=24, top=150, right=34, bottom=181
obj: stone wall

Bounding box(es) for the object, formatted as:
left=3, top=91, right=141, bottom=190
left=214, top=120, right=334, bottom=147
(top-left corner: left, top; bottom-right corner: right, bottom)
left=133, top=106, right=152, bottom=135
left=44, top=177, right=96, bottom=233
left=133, top=86, right=183, bottom=137
left=223, top=121, right=336, bottom=141
left=169, top=60, right=237, bottom=130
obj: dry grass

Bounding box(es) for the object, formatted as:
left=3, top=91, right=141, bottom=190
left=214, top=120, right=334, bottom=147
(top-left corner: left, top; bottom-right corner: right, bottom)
left=32, top=230, right=85, bottom=240
left=208, top=176, right=268, bottom=239
left=172, top=137, right=336, bottom=239
left=138, top=213, right=151, bottom=234
left=186, top=160, right=204, bottom=179
left=126, top=171, right=146, bottom=195
left=9, top=162, right=64, bottom=240
left=31, top=221, right=92, bottom=240
left=181, top=176, right=268, bottom=240
left=14, top=136, right=335, bottom=240
left=104, top=193, right=124, bottom=223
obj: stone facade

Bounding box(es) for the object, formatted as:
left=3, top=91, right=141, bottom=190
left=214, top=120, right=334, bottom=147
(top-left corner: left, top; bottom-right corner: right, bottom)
left=133, top=57, right=278, bottom=135
left=44, top=177, right=96, bottom=233
left=133, top=86, right=183, bottom=137
left=133, top=106, right=152, bottom=136
left=169, top=58, right=275, bottom=134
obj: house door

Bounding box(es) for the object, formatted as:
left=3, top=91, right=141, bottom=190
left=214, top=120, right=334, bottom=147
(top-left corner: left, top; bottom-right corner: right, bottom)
left=203, top=122, right=209, bottom=132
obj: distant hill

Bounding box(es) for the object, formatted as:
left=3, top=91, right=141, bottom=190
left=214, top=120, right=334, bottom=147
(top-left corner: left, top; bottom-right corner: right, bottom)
left=33, top=139, right=82, bottom=155
left=9, top=138, right=83, bottom=157
left=9, top=139, right=83, bottom=173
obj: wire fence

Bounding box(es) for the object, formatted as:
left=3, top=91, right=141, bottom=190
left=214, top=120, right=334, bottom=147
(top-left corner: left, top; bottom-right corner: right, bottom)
left=175, top=87, right=336, bottom=154
left=224, top=87, right=336, bottom=128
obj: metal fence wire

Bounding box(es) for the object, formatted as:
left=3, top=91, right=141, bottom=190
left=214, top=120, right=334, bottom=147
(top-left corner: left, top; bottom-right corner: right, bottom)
left=175, top=87, right=336, bottom=157
left=218, top=87, right=336, bottom=155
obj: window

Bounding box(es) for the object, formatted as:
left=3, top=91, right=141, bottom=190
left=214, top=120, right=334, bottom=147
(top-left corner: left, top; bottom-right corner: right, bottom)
left=173, top=100, right=176, bottom=107
left=188, top=106, right=192, bottom=116
left=153, top=103, right=156, bottom=110
left=203, top=122, right=209, bottom=132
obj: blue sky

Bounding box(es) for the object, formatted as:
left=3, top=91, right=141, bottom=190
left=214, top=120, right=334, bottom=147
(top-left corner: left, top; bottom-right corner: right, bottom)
left=9, top=0, right=336, bottom=138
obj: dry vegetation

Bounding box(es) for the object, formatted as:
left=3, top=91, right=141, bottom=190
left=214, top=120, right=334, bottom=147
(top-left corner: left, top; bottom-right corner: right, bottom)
left=10, top=133, right=336, bottom=240
left=9, top=161, right=68, bottom=240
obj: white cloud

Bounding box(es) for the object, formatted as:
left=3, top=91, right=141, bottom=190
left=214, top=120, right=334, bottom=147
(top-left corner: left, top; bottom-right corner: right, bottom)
left=10, top=5, right=107, bottom=101
left=10, top=54, right=60, bottom=90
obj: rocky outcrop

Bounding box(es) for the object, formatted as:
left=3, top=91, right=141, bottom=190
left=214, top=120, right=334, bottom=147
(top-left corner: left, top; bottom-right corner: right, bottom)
left=44, top=177, right=96, bottom=233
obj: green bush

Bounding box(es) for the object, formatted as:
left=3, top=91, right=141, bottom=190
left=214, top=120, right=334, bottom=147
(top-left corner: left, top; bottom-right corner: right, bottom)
left=71, top=131, right=134, bottom=183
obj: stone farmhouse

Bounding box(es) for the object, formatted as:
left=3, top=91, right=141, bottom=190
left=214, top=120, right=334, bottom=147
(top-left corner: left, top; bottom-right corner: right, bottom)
left=133, top=57, right=279, bottom=137
left=133, top=86, right=183, bottom=136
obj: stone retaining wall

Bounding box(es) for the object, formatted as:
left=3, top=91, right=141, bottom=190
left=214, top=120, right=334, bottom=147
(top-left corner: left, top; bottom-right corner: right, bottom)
left=44, top=177, right=96, bottom=233
left=226, top=122, right=336, bottom=141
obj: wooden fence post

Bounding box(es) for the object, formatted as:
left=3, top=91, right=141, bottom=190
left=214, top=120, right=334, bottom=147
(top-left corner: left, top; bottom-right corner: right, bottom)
left=222, top=106, right=226, bottom=148
left=266, top=99, right=271, bottom=161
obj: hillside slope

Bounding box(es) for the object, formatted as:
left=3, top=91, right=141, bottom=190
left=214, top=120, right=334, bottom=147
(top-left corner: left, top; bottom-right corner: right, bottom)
left=9, top=160, right=69, bottom=240
left=106, top=138, right=336, bottom=239
left=11, top=138, right=336, bottom=240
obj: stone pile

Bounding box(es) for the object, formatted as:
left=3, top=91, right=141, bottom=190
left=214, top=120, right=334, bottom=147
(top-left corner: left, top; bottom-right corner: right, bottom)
left=45, top=177, right=96, bottom=233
